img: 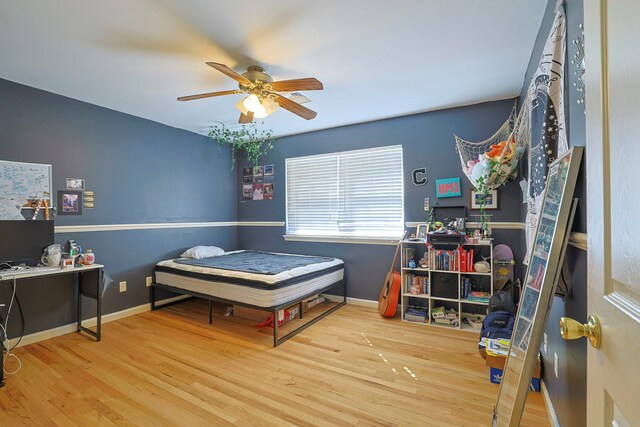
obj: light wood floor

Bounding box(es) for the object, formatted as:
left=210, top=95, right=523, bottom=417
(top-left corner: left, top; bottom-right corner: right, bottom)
left=0, top=300, right=549, bottom=426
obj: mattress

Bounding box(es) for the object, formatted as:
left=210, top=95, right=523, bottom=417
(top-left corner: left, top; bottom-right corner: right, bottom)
left=154, top=251, right=344, bottom=308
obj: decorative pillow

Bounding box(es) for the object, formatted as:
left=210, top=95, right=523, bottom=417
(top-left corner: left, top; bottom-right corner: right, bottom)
left=180, top=246, right=225, bottom=259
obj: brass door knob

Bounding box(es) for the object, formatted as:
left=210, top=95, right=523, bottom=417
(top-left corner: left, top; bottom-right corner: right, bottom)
left=560, top=315, right=601, bottom=349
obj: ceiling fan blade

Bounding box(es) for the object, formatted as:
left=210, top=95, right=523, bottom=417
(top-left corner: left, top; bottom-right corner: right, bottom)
left=177, top=89, right=240, bottom=102
left=239, top=111, right=254, bottom=124
left=270, top=78, right=323, bottom=92
left=274, top=94, right=317, bottom=120
left=206, top=62, right=252, bottom=85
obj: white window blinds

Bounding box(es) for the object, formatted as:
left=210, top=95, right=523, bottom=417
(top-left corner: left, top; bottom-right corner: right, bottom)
left=286, top=145, right=404, bottom=239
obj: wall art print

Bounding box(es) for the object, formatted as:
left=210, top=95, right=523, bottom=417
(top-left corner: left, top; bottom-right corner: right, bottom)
left=524, top=8, right=568, bottom=264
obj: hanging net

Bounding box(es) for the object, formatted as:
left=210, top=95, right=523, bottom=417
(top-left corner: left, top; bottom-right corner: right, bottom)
left=454, top=103, right=530, bottom=190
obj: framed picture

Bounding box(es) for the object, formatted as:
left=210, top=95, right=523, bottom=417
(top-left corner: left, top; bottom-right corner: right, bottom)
left=415, top=223, right=429, bottom=240
left=66, top=178, right=85, bottom=190
left=242, top=184, right=252, bottom=201
left=470, top=189, right=499, bottom=210
left=57, top=190, right=82, bottom=215
left=263, top=183, right=274, bottom=200
left=252, top=183, right=264, bottom=200
left=435, top=177, right=461, bottom=198
left=242, top=168, right=253, bottom=183
left=253, top=165, right=264, bottom=183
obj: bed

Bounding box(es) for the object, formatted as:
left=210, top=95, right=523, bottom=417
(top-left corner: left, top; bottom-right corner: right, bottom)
left=151, top=250, right=346, bottom=346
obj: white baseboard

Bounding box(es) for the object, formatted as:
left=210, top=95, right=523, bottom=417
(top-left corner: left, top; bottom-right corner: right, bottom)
left=540, top=379, right=561, bottom=427
left=7, top=295, right=190, bottom=348
left=322, top=294, right=377, bottom=308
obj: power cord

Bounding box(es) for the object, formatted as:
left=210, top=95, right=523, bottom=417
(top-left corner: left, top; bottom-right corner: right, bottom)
left=0, top=277, right=24, bottom=375
left=0, top=323, right=21, bottom=375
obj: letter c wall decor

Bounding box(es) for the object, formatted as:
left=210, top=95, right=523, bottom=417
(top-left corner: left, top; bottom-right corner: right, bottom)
left=412, top=168, right=427, bottom=186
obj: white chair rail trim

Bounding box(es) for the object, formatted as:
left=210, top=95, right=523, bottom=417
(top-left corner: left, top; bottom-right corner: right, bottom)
left=405, top=221, right=525, bottom=230
left=283, top=235, right=399, bottom=246
left=55, top=221, right=285, bottom=233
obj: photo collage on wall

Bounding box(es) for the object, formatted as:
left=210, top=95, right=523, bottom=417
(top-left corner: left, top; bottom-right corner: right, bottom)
left=242, top=164, right=274, bottom=201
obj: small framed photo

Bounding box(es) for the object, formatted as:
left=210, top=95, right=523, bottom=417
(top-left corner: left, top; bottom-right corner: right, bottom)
left=263, top=183, right=274, bottom=200
left=66, top=178, right=85, bottom=190
left=253, top=165, right=264, bottom=183
left=252, top=183, right=264, bottom=200
left=470, top=189, right=499, bottom=210
left=415, top=223, right=429, bottom=240
left=263, top=164, right=274, bottom=182
left=242, top=168, right=253, bottom=183
left=242, top=184, right=252, bottom=201
left=57, top=190, right=83, bottom=215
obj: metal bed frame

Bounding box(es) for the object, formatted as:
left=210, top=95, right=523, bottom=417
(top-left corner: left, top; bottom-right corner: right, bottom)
left=150, top=276, right=346, bottom=347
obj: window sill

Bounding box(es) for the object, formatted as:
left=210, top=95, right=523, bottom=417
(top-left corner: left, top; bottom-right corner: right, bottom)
left=283, top=235, right=399, bottom=246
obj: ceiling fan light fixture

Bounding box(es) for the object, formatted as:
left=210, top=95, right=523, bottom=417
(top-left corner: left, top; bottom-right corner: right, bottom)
left=178, top=62, right=321, bottom=123
left=243, top=94, right=262, bottom=113
left=253, top=103, right=269, bottom=119
left=235, top=99, right=249, bottom=115
left=262, top=97, right=279, bottom=115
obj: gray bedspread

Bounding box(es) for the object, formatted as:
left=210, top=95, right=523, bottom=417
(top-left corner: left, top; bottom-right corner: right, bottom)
left=174, top=250, right=335, bottom=275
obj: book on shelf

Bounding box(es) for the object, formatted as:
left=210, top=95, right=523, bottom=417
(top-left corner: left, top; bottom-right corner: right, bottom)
left=430, top=248, right=460, bottom=271
left=431, top=306, right=459, bottom=325
left=463, top=316, right=483, bottom=330
left=466, top=291, right=491, bottom=303
left=461, top=277, right=470, bottom=299
left=431, top=305, right=446, bottom=319
left=405, top=274, right=429, bottom=295
left=465, top=297, right=490, bottom=303
left=404, top=307, right=427, bottom=322
left=458, top=248, right=476, bottom=272
left=403, top=247, right=416, bottom=268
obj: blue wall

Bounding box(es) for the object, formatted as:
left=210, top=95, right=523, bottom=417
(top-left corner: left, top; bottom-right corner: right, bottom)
left=518, top=1, right=587, bottom=426
left=236, top=100, right=526, bottom=301
left=0, top=78, right=237, bottom=337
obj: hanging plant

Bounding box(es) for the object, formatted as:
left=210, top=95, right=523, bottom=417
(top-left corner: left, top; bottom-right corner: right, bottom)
left=475, top=175, right=492, bottom=238
left=208, top=122, right=275, bottom=169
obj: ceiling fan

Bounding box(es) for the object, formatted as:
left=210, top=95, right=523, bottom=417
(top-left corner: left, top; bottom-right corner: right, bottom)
left=178, top=62, right=323, bottom=124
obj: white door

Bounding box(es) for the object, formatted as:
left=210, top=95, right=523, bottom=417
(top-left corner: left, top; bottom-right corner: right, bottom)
left=584, top=0, right=640, bottom=425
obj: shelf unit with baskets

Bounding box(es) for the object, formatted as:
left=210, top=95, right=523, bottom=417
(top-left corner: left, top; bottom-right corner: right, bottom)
left=400, top=238, right=493, bottom=332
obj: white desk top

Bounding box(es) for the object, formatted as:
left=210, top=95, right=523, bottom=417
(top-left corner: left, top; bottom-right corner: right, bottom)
left=0, top=264, right=104, bottom=280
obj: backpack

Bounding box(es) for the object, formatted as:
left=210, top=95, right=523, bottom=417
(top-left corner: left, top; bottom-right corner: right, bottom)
left=488, top=290, right=517, bottom=315
left=480, top=310, right=516, bottom=340
left=488, top=279, right=519, bottom=315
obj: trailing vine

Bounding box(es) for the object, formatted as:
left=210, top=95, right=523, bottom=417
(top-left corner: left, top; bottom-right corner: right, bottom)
left=475, top=176, right=490, bottom=237
left=208, top=122, right=275, bottom=169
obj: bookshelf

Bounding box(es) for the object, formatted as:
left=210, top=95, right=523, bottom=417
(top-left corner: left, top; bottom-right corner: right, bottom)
left=400, top=238, right=493, bottom=332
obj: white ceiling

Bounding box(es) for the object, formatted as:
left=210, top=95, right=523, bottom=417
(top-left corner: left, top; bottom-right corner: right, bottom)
left=0, top=1, right=546, bottom=138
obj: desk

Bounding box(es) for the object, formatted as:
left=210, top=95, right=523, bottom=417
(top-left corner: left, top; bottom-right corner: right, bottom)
left=0, top=264, right=104, bottom=388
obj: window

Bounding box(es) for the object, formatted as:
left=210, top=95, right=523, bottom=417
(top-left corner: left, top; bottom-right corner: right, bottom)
left=285, top=145, right=404, bottom=240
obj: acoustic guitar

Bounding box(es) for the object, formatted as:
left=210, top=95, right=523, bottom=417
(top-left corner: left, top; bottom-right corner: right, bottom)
left=378, top=231, right=407, bottom=317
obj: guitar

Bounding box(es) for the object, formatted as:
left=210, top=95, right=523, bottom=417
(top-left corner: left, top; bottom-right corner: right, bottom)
left=378, top=231, right=408, bottom=317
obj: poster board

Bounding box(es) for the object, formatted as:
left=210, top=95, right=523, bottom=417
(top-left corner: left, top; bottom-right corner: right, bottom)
left=492, top=146, right=583, bottom=426
left=0, top=160, right=52, bottom=220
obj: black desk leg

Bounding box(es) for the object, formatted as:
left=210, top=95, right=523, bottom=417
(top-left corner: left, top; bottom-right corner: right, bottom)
left=96, top=269, right=103, bottom=341
left=77, top=269, right=102, bottom=342
left=0, top=343, right=4, bottom=388
left=77, top=272, right=82, bottom=333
